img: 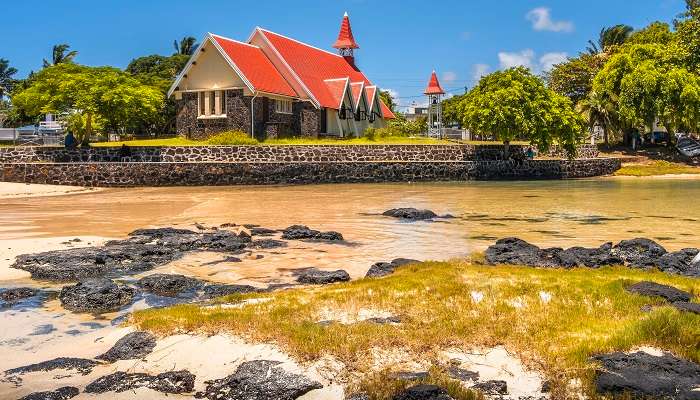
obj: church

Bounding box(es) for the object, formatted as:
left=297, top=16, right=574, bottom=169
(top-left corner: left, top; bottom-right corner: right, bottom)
left=169, top=13, right=396, bottom=140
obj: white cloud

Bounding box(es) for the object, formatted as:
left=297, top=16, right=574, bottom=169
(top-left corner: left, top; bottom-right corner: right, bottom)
left=472, top=64, right=490, bottom=82
left=526, top=7, right=574, bottom=33
left=442, top=71, right=457, bottom=84
left=539, top=52, right=568, bottom=72
left=498, top=49, right=535, bottom=69
left=385, top=88, right=399, bottom=100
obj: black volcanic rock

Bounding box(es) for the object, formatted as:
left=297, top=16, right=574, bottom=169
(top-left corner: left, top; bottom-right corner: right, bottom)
left=5, top=357, right=98, bottom=377
left=626, top=281, right=693, bottom=303
left=295, top=268, right=350, bottom=285
left=197, top=360, right=322, bottom=400
left=18, top=386, right=79, bottom=400
left=59, top=279, right=134, bottom=313
left=592, top=351, right=700, bottom=399
left=85, top=370, right=195, bottom=394
left=0, top=287, right=38, bottom=302
left=612, top=238, right=667, bottom=268
left=673, top=302, right=700, bottom=315
left=472, top=380, right=508, bottom=395
left=393, top=384, right=454, bottom=400
left=281, top=225, right=343, bottom=241
left=202, top=284, right=261, bottom=299
left=137, top=274, right=204, bottom=297
left=556, top=243, right=623, bottom=268
left=366, top=258, right=420, bottom=278
left=96, top=331, right=157, bottom=362
left=484, top=238, right=560, bottom=267
left=383, top=208, right=438, bottom=221
left=657, top=248, right=700, bottom=277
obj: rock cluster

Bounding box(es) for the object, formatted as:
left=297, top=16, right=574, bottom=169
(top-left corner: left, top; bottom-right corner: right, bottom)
left=366, top=258, right=421, bottom=278
left=485, top=237, right=700, bottom=277
left=593, top=351, right=700, bottom=399
left=295, top=268, right=351, bottom=285
left=281, top=225, right=344, bottom=241
left=393, top=384, right=454, bottom=400
left=382, top=208, right=438, bottom=221
left=625, top=281, right=699, bottom=315
left=197, top=360, right=322, bottom=400
left=11, top=227, right=253, bottom=282
left=84, top=370, right=195, bottom=394
left=0, top=287, right=38, bottom=302
left=137, top=274, right=204, bottom=297
left=59, top=279, right=134, bottom=314
left=96, top=331, right=157, bottom=362
left=472, top=380, right=508, bottom=395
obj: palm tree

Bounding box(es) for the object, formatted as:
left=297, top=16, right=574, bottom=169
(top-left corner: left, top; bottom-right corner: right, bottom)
left=43, top=44, right=78, bottom=68
left=173, top=37, right=198, bottom=56
left=0, top=58, right=18, bottom=99
left=576, top=91, right=619, bottom=146
left=586, top=25, right=634, bottom=54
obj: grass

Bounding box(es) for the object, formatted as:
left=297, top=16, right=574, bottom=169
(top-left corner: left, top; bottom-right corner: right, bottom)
left=615, top=160, right=700, bottom=176
left=132, top=261, right=700, bottom=399
left=91, top=134, right=452, bottom=147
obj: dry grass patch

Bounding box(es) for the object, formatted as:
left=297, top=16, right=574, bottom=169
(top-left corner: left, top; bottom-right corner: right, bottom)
left=132, top=261, right=700, bottom=397
left=616, top=160, right=700, bottom=176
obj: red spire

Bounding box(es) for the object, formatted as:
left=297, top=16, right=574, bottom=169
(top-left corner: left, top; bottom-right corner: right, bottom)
left=424, top=70, right=445, bottom=95
left=333, top=12, right=360, bottom=49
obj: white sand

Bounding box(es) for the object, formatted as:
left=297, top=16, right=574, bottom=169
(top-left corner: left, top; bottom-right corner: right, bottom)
left=0, top=182, right=97, bottom=199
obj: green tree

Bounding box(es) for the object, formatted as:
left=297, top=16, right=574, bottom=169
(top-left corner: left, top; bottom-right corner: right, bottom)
left=576, top=90, right=619, bottom=146
left=378, top=90, right=396, bottom=113
left=0, top=59, right=18, bottom=99
left=459, top=67, right=583, bottom=156
left=586, top=25, right=634, bottom=54
left=546, top=53, right=608, bottom=103
left=628, top=22, right=675, bottom=45
left=12, top=64, right=164, bottom=143
left=174, top=37, right=198, bottom=56
left=442, top=94, right=466, bottom=127
left=43, top=44, right=78, bottom=68
left=675, top=0, right=700, bottom=71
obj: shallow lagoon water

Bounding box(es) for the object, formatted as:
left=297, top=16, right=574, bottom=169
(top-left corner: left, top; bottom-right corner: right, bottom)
left=0, top=178, right=698, bottom=397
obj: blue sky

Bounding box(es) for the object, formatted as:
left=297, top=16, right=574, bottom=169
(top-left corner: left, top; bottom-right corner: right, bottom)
left=1, top=0, right=687, bottom=110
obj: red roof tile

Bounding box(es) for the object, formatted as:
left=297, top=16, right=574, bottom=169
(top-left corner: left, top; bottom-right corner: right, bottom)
left=424, top=70, right=445, bottom=95
left=324, top=78, right=349, bottom=109
left=333, top=13, right=360, bottom=49
left=379, top=100, right=396, bottom=119
left=350, top=82, right=365, bottom=108
left=258, top=29, right=372, bottom=109
left=212, top=34, right=296, bottom=97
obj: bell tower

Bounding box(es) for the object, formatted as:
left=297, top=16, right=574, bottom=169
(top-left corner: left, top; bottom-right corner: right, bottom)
left=424, top=70, right=446, bottom=138
left=333, top=12, right=360, bottom=66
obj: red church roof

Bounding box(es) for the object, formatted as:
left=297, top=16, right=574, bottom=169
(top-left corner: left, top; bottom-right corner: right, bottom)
left=333, top=12, right=360, bottom=49
left=424, top=71, right=446, bottom=95
left=211, top=35, right=296, bottom=97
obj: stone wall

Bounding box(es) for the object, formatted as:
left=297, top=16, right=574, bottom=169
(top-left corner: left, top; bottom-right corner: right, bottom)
left=0, top=144, right=599, bottom=164
left=0, top=159, right=621, bottom=187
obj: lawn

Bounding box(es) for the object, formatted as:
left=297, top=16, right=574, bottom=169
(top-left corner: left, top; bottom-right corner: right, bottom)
left=615, top=160, right=700, bottom=176
left=92, top=136, right=453, bottom=147
left=132, top=260, right=700, bottom=399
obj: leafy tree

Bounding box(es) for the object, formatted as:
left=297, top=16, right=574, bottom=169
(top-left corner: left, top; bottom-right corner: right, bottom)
left=459, top=67, right=584, bottom=156
left=174, top=37, right=198, bottom=56
left=576, top=90, right=619, bottom=146
left=12, top=64, right=163, bottom=143
left=0, top=59, right=18, bottom=99
left=43, top=44, right=78, bottom=68
left=586, top=25, right=634, bottom=54
left=378, top=90, right=396, bottom=113
left=546, top=53, right=608, bottom=104
left=442, top=94, right=466, bottom=127
left=628, top=22, right=675, bottom=45
left=125, top=54, right=189, bottom=135
left=675, top=0, right=700, bottom=71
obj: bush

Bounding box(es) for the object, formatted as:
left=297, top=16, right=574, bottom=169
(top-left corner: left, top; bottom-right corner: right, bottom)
left=364, top=127, right=378, bottom=141
left=206, top=131, right=259, bottom=145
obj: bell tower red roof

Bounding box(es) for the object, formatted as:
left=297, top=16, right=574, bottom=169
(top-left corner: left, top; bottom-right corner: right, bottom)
left=424, top=70, right=446, bottom=95
left=333, top=12, right=360, bottom=49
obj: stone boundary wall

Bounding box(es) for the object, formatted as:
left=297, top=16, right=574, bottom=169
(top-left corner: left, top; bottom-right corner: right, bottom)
left=0, top=144, right=599, bottom=164
left=0, top=159, right=621, bottom=187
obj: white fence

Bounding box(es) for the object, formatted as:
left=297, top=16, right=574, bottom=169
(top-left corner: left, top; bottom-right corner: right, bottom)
left=0, top=128, right=18, bottom=141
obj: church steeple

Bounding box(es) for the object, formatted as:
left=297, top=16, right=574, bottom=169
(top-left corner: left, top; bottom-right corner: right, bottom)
left=333, top=12, right=360, bottom=65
